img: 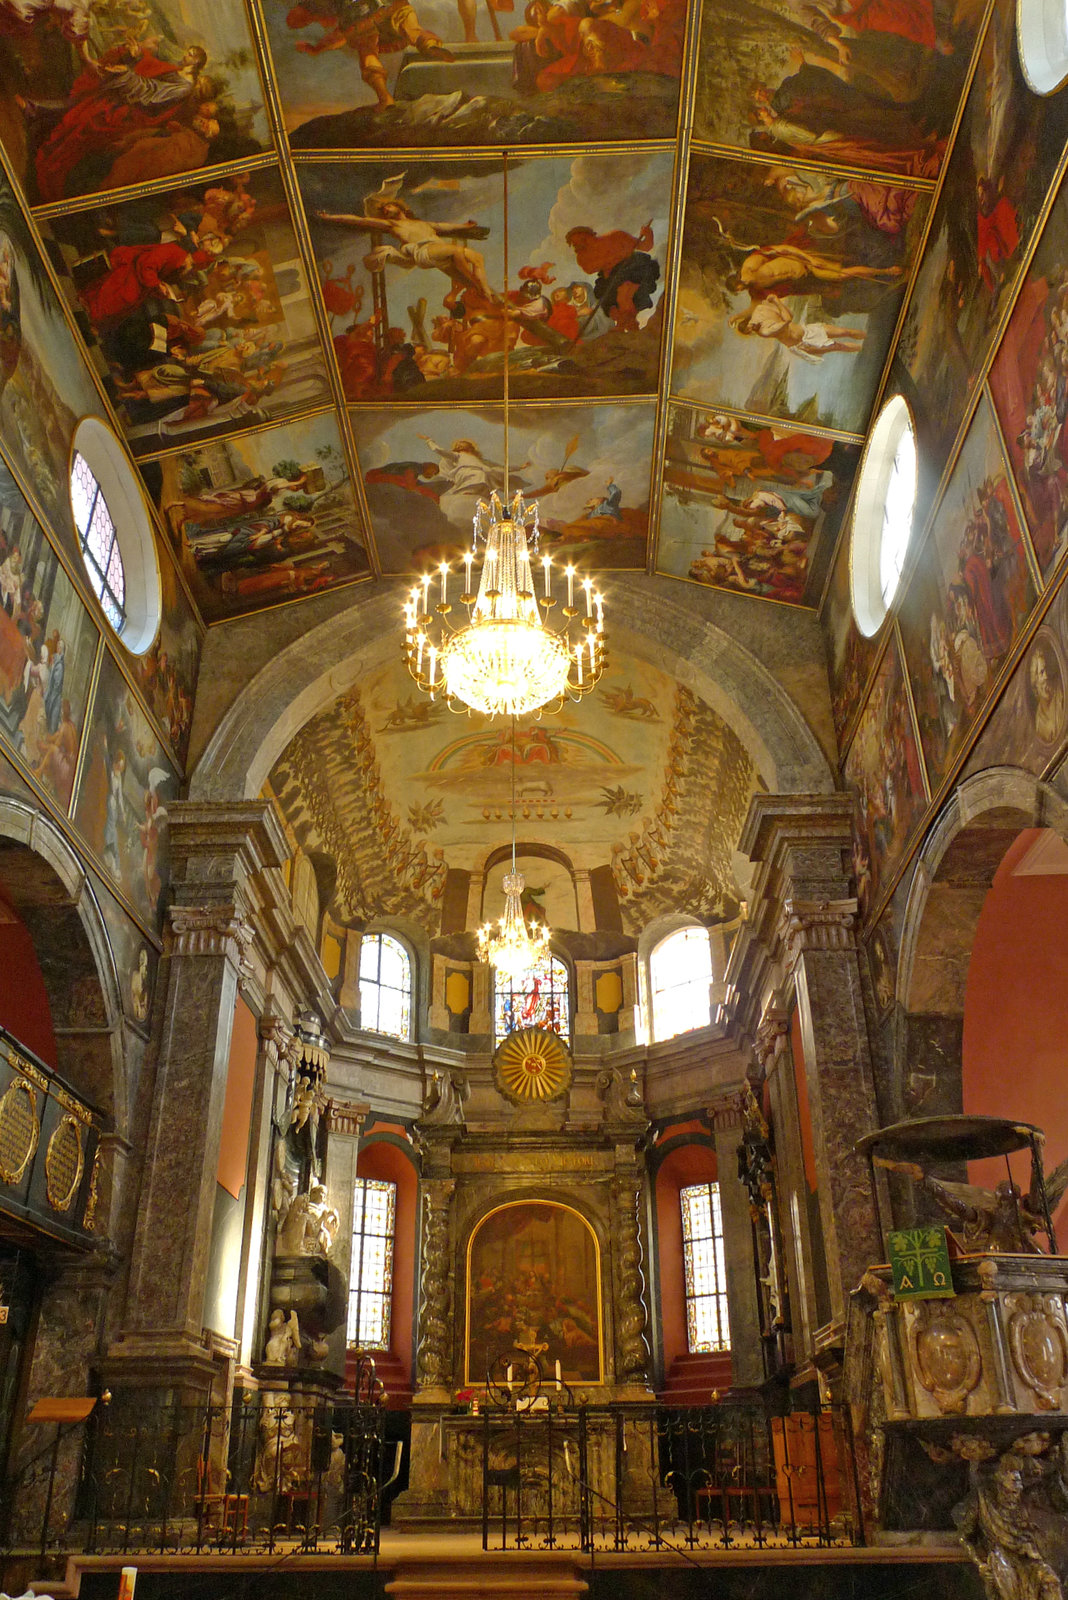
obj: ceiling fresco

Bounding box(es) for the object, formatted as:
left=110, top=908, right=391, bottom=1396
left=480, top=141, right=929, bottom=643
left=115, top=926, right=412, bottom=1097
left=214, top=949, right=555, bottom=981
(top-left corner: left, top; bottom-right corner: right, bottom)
left=0, top=0, right=992, bottom=635
left=266, top=654, right=759, bottom=933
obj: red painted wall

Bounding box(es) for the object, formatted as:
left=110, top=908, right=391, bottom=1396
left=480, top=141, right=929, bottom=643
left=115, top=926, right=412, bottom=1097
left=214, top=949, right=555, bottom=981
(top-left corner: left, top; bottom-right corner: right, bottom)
left=216, top=995, right=258, bottom=1199
left=358, top=1140, right=418, bottom=1378
left=962, top=839, right=1068, bottom=1246
left=655, top=1141, right=719, bottom=1375
left=0, top=888, right=56, bottom=1067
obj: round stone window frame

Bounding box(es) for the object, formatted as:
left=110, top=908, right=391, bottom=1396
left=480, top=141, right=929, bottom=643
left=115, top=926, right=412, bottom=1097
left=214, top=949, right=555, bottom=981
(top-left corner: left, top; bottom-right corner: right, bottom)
left=69, top=417, right=161, bottom=656
left=850, top=394, right=918, bottom=639
left=1017, top=0, right=1068, bottom=95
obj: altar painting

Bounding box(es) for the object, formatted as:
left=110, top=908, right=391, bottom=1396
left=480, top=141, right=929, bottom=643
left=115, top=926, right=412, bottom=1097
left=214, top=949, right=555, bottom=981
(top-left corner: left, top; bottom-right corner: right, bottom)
left=466, top=1201, right=602, bottom=1385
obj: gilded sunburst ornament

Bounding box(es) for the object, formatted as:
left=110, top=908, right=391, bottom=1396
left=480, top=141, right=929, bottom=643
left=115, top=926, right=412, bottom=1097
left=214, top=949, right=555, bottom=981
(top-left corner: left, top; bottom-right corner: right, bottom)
left=494, top=1028, right=572, bottom=1104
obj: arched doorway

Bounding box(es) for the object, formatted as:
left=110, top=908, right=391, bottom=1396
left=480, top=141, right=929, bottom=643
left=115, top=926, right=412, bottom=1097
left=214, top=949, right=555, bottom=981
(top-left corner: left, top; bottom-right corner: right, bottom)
left=894, top=771, right=1068, bottom=1239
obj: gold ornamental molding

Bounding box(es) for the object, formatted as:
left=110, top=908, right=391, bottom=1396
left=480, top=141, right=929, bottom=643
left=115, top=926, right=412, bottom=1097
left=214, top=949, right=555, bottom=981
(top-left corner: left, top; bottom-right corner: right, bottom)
left=493, top=1028, right=573, bottom=1104
left=0, top=1076, right=40, bottom=1187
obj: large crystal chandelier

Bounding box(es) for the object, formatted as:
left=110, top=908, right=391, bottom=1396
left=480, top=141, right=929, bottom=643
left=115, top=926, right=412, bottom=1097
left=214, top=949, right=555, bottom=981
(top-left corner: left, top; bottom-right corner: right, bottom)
left=403, top=494, right=605, bottom=718
left=401, top=155, right=606, bottom=719
left=476, top=717, right=550, bottom=976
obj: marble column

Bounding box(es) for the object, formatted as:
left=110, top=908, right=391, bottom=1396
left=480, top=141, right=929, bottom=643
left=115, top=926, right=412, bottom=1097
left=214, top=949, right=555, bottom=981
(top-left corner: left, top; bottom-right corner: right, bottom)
left=106, top=802, right=288, bottom=1396
left=709, top=1101, right=764, bottom=1387
left=612, top=1164, right=651, bottom=1388
left=740, top=796, right=881, bottom=1332
left=415, top=1177, right=455, bottom=1400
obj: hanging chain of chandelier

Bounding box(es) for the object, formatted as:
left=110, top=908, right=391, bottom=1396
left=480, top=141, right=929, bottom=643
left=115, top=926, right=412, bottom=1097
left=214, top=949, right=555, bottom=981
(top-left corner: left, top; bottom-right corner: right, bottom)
left=402, top=491, right=606, bottom=719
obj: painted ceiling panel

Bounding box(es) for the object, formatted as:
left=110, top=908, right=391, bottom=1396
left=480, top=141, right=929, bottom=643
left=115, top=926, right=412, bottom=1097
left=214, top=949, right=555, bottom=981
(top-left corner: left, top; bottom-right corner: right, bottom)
left=267, top=0, right=688, bottom=146
left=299, top=154, right=672, bottom=404
left=0, top=0, right=270, bottom=207
left=0, top=0, right=1009, bottom=635
left=691, top=0, right=982, bottom=176
left=351, top=400, right=653, bottom=573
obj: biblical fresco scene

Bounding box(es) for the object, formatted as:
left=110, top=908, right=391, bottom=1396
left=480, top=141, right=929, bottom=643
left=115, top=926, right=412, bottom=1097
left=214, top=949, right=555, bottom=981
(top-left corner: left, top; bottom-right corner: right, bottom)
left=0, top=0, right=269, bottom=206
left=148, top=412, right=368, bottom=623
left=267, top=654, right=759, bottom=936
left=898, top=393, right=1037, bottom=797
left=266, top=0, right=685, bottom=150
left=963, top=575, right=1068, bottom=780
left=42, top=170, right=332, bottom=458
left=657, top=404, right=858, bottom=604
left=0, top=179, right=109, bottom=549
left=822, top=515, right=879, bottom=748
left=894, top=0, right=1068, bottom=481
left=73, top=646, right=179, bottom=930
left=467, top=1202, right=601, bottom=1385
left=0, top=459, right=99, bottom=814
left=989, top=166, right=1068, bottom=581
left=672, top=152, right=927, bottom=435
left=843, top=630, right=926, bottom=918
left=127, top=543, right=201, bottom=765
left=303, top=154, right=672, bottom=404
left=692, top=0, right=979, bottom=172
left=353, top=400, right=652, bottom=573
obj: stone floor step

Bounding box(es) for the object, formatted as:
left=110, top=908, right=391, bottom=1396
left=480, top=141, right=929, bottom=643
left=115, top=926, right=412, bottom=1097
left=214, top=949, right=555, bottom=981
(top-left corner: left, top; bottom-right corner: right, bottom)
left=384, top=1560, right=588, bottom=1598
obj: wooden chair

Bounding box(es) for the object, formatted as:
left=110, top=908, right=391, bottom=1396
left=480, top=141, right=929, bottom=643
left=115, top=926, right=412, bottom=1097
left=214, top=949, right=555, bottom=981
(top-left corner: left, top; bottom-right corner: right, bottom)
left=195, top=1456, right=249, bottom=1542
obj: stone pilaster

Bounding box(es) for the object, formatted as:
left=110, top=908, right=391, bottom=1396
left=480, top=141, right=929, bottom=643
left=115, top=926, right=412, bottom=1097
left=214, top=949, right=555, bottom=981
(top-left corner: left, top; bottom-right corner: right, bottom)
left=740, top=795, right=881, bottom=1329
left=106, top=802, right=289, bottom=1395
left=709, top=1100, right=764, bottom=1387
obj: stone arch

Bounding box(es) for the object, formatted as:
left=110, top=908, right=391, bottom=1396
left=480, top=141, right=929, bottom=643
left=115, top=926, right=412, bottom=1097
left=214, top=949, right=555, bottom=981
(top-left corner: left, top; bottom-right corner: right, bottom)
left=0, top=796, right=126, bottom=1136
left=189, top=577, right=833, bottom=804
left=892, top=768, right=1068, bottom=1125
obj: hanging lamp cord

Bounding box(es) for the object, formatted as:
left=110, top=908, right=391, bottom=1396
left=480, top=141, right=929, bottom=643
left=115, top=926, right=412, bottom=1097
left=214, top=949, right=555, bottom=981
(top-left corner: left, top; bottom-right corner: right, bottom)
left=503, top=150, right=510, bottom=502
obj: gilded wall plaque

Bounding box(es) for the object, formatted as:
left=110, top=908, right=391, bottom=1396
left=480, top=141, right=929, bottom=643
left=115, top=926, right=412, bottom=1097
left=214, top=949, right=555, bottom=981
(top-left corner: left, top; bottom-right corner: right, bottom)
left=493, top=1027, right=572, bottom=1104
left=0, top=1077, right=39, bottom=1187
left=45, top=1115, right=85, bottom=1212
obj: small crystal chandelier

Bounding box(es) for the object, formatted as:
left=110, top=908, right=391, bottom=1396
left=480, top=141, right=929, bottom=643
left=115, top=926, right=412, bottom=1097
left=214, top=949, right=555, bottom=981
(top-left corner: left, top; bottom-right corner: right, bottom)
left=401, top=155, right=606, bottom=719
left=476, top=717, right=550, bottom=977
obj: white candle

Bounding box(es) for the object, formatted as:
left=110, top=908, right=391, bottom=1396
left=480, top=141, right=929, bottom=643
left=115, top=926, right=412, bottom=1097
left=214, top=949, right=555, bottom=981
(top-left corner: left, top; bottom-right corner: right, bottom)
left=464, top=550, right=474, bottom=594
left=542, top=554, right=551, bottom=598
left=416, top=634, right=425, bottom=674
left=566, top=566, right=574, bottom=608
left=506, top=1364, right=513, bottom=1385
left=555, top=1360, right=562, bottom=1390
left=439, top=561, right=448, bottom=605
left=422, top=573, right=431, bottom=611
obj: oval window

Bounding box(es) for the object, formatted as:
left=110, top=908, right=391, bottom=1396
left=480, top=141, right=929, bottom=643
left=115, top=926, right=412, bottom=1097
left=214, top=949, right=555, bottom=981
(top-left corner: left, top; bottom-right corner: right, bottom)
left=69, top=418, right=160, bottom=655
left=1018, top=0, right=1068, bottom=95
left=850, top=396, right=918, bottom=638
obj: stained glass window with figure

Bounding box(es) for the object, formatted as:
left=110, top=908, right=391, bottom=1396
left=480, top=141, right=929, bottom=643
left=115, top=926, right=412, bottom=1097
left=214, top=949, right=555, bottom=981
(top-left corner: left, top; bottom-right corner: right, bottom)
left=494, top=950, right=570, bottom=1043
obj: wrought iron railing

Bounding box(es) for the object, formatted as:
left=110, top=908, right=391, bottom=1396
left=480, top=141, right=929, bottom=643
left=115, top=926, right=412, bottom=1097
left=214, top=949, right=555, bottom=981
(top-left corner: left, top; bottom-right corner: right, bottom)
left=477, top=1394, right=865, bottom=1553
left=71, top=1383, right=394, bottom=1558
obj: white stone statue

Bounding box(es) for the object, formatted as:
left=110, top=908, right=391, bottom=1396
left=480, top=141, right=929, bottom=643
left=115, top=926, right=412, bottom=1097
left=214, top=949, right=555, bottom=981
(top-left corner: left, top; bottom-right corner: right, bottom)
left=264, top=1308, right=301, bottom=1367
left=276, top=1181, right=340, bottom=1258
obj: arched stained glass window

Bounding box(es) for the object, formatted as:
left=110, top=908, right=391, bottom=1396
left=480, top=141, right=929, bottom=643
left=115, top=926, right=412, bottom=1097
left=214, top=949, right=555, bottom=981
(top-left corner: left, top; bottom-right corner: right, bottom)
left=681, top=1182, right=731, bottom=1353
left=650, top=926, right=713, bottom=1042
left=359, top=933, right=411, bottom=1040
left=494, top=950, right=570, bottom=1043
